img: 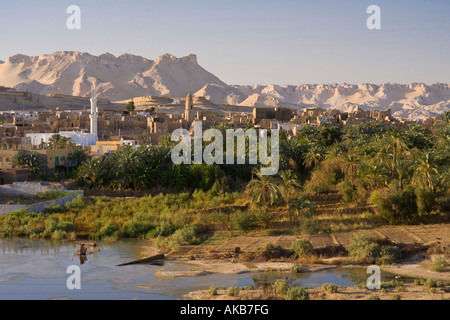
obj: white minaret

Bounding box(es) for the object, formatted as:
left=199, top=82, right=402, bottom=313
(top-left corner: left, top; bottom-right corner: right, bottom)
left=90, top=85, right=98, bottom=137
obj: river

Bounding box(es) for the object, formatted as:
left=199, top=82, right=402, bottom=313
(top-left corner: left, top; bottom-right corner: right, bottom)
left=0, top=238, right=398, bottom=300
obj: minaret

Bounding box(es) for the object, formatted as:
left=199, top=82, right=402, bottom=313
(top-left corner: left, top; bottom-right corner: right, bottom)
left=184, top=93, right=194, bottom=123
left=90, top=86, right=98, bottom=137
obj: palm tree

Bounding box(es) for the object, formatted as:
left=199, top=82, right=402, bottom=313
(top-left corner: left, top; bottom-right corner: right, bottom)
left=76, top=157, right=111, bottom=188
left=395, top=158, right=413, bottom=190
left=288, top=196, right=315, bottom=222
left=405, top=124, right=432, bottom=149
left=358, top=162, right=387, bottom=190
left=158, top=134, right=176, bottom=148
left=68, top=147, right=89, bottom=166
left=342, top=129, right=360, bottom=150
left=280, top=138, right=304, bottom=171
left=111, top=146, right=139, bottom=189
left=441, top=168, right=450, bottom=193
left=325, top=143, right=345, bottom=160
left=48, top=134, right=75, bottom=149
left=412, top=150, right=439, bottom=191
left=133, top=145, right=172, bottom=189
left=303, top=144, right=324, bottom=169
left=211, top=122, right=233, bottom=136
left=381, top=128, right=409, bottom=179
left=11, top=150, right=48, bottom=180
left=436, top=111, right=450, bottom=128
left=48, top=134, right=62, bottom=149
left=247, top=168, right=279, bottom=207
left=140, top=135, right=151, bottom=146
left=340, top=153, right=359, bottom=184
left=278, top=170, right=301, bottom=206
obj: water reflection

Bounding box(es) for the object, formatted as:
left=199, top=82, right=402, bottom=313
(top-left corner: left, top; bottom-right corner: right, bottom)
left=78, top=254, right=87, bottom=265
left=250, top=268, right=362, bottom=289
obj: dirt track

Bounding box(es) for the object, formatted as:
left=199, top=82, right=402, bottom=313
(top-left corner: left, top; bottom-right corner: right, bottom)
left=186, top=283, right=450, bottom=301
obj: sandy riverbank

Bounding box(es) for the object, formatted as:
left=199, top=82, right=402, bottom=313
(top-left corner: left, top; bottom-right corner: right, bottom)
left=185, top=282, right=450, bottom=300
left=154, top=253, right=449, bottom=282
left=173, top=253, right=449, bottom=300
left=154, top=259, right=338, bottom=278
left=380, top=254, right=450, bottom=281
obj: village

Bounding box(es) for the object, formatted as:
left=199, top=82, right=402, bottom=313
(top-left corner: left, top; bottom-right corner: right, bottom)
left=0, top=88, right=436, bottom=183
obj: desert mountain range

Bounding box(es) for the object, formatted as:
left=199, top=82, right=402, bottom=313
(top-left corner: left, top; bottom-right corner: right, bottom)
left=0, top=51, right=449, bottom=120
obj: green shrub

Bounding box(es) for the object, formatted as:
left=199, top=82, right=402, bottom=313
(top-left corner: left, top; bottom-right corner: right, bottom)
left=291, top=265, right=305, bottom=273
left=51, top=230, right=66, bottom=240
left=347, top=234, right=401, bottom=265
left=347, top=234, right=380, bottom=264
left=241, top=286, right=255, bottom=291
left=415, top=188, right=437, bottom=216
left=367, top=294, right=380, bottom=300
left=423, top=279, right=447, bottom=288
left=232, top=211, right=258, bottom=231
left=380, top=280, right=403, bottom=289
left=167, top=225, right=202, bottom=250
left=226, top=286, right=240, bottom=297
left=429, top=258, right=447, bottom=273
left=285, top=287, right=309, bottom=300
left=375, top=186, right=418, bottom=224
left=66, top=195, right=85, bottom=209
left=291, top=239, right=314, bottom=259
left=321, top=283, right=339, bottom=294
left=255, top=209, right=275, bottom=229
left=43, top=216, right=58, bottom=234
left=437, top=195, right=450, bottom=212
left=424, top=279, right=437, bottom=288
left=389, top=294, right=401, bottom=300
left=154, top=235, right=165, bottom=249
left=377, top=245, right=402, bottom=265
left=36, top=191, right=71, bottom=201
left=396, top=285, right=406, bottom=292
left=258, top=243, right=283, bottom=260
left=356, top=281, right=367, bottom=289
left=208, top=286, right=218, bottom=296
left=338, top=181, right=358, bottom=204
left=273, top=279, right=289, bottom=295
left=370, top=190, right=381, bottom=206
left=304, top=169, right=337, bottom=195
left=99, top=223, right=120, bottom=237
left=56, top=221, right=74, bottom=232
left=295, top=219, right=320, bottom=235
left=43, top=203, right=65, bottom=214
left=67, top=232, right=76, bottom=241
left=155, top=225, right=202, bottom=251
left=156, top=221, right=174, bottom=237
left=24, top=223, right=44, bottom=237
left=120, top=220, right=154, bottom=238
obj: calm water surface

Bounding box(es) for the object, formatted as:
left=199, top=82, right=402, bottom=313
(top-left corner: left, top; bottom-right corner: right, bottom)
left=0, top=238, right=400, bottom=300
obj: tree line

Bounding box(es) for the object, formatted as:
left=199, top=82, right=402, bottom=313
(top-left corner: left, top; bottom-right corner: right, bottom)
left=11, top=112, right=450, bottom=224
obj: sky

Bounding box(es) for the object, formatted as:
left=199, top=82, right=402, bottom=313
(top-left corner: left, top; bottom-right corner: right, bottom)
left=0, top=0, right=449, bottom=85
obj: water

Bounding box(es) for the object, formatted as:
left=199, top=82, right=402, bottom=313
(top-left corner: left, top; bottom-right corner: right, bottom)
left=0, top=238, right=400, bottom=300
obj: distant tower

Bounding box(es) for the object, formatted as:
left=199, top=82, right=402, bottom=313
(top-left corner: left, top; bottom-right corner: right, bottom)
left=90, top=85, right=98, bottom=137
left=184, top=93, right=194, bottom=123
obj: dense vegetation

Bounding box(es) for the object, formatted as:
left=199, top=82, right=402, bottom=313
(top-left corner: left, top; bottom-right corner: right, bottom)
left=73, top=112, right=450, bottom=220
left=3, top=112, right=449, bottom=243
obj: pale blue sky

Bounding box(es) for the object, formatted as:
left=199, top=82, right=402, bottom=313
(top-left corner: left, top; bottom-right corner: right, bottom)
left=0, top=0, right=449, bottom=85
